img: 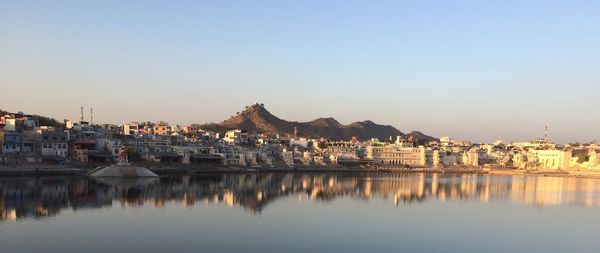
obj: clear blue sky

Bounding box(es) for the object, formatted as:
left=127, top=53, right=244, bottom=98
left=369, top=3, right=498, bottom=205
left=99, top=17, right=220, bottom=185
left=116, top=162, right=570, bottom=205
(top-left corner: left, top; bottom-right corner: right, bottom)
left=1, top=0, right=599, bottom=143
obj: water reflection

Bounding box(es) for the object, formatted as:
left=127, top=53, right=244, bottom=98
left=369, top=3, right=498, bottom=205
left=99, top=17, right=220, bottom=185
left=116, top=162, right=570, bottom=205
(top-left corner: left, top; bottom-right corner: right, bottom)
left=2, top=173, right=600, bottom=222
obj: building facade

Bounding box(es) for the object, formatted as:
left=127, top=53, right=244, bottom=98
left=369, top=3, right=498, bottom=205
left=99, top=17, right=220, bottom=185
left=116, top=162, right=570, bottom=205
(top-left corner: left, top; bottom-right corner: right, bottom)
left=41, top=131, right=69, bottom=158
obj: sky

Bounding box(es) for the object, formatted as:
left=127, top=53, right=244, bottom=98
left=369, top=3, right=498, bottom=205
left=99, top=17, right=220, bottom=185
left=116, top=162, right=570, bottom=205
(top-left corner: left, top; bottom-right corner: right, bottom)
left=1, top=0, right=599, bottom=143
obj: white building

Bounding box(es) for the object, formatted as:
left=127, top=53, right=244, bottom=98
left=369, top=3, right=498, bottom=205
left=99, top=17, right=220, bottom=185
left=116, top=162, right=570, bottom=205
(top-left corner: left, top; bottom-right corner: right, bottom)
left=3, top=118, right=16, bottom=131
left=519, top=149, right=572, bottom=170
left=282, top=149, right=294, bottom=167
left=223, top=130, right=248, bottom=144
left=123, top=123, right=140, bottom=135
left=535, top=150, right=572, bottom=170
left=96, top=138, right=122, bottom=156
left=289, top=138, right=309, bottom=148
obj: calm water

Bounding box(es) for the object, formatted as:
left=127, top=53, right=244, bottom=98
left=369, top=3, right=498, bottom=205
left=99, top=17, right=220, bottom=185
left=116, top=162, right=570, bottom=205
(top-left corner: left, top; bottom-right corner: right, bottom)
left=2, top=172, right=600, bottom=253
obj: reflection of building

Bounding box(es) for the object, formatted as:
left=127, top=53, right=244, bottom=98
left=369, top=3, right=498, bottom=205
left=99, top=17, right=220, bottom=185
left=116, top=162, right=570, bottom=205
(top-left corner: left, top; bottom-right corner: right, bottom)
left=3, top=173, right=600, bottom=222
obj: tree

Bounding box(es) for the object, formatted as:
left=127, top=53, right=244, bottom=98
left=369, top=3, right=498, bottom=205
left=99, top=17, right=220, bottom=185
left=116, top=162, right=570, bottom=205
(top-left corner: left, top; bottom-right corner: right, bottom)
left=318, top=142, right=329, bottom=149
left=127, top=149, right=142, bottom=162
left=577, top=154, right=589, bottom=163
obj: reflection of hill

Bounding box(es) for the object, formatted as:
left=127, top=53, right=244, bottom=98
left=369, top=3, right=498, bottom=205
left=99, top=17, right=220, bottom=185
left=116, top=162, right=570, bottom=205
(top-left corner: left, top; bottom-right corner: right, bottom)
left=3, top=173, right=600, bottom=222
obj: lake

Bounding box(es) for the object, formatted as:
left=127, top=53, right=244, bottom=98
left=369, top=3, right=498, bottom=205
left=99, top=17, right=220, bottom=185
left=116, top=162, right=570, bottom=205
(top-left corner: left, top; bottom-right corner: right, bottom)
left=2, top=172, right=600, bottom=253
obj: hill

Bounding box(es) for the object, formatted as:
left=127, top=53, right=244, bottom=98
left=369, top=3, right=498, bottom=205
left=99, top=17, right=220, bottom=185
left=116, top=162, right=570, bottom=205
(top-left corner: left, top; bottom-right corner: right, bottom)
left=0, top=108, right=63, bottom=128
left=200, top=104, right=437, bottom=143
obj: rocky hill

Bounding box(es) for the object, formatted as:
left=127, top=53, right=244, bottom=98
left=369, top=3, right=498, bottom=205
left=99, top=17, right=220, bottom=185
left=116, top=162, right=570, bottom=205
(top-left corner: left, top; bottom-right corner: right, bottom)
left=200, top=104, right=437, bottom=143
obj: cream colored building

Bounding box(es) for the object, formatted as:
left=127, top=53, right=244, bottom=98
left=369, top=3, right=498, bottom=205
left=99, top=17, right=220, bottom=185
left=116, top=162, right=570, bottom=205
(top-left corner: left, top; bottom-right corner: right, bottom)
left=589, top=149, right=600, bottom=168
left=223, top=129, right=248, bottom=144
left=512, top=139, right=556, bottom=149
left=529, top=149, right=572, bottom=170
left=326, top=144, right=358, bottom=159
left=462, top=149, right=480, bottom=166
left=367, top=145, right=428, bottom=167
left=282, top=149, right=294, bottom=167
left=432, top=150, right=462, bottom=168
left=153, top=125, right=171, bottom=135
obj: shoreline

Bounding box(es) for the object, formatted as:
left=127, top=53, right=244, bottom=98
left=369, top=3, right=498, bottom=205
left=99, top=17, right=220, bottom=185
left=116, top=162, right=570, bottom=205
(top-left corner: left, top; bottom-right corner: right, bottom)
left=2, top=163, right=600, bottom=179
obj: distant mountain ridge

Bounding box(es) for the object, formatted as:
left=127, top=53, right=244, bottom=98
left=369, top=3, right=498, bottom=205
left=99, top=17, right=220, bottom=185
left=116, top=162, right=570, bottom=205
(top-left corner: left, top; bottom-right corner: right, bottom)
left=200, top=104, right=437, bottom=143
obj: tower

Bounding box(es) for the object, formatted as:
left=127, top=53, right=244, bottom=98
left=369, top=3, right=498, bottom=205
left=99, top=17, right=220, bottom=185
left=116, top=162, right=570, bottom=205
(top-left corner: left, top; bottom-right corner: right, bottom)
left=80, top=106, right=84, bottom=123
left=90, top=107, right=94, bottom=125
left=294, top=126, right=298, bottom=138
left=544, top=125, right=548, bottom=141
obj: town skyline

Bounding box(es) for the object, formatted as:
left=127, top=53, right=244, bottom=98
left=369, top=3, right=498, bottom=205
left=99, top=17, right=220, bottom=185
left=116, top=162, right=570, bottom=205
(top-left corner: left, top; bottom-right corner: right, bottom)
left=3, top=2, right=600, bottom=252
left=1, top=104, right=596, bottom=144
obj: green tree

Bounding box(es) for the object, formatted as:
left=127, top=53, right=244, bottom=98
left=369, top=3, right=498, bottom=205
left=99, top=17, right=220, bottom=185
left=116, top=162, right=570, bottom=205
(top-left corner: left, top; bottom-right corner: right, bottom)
left=577, top=154, right=589, bottom=163
left=127, top=149, right=142, bottom=162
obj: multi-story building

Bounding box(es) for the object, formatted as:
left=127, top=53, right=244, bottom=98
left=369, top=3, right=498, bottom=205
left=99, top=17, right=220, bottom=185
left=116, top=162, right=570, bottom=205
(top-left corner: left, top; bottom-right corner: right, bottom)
left=366, top=145, right=428, bottom=167
left=223, top=130, right=248, bottom=144
left=127, top=136, right=176, bottom=162
left=216, top=146, right=244, bottom=165
left=123, top=123, right=140, bottom=135
left=95, top=138, right=122, bottom=156
left=281, top=149, right=294, bottom=167
left=588, top=148, right=600, bottom=169
left=326, top=142, right=359, bottom=159
left=462, top=148, right=480, bottom=166
left=71, top=140, right=97, bottom=163
left=1, top=114, right=39, bottom=132
left=534, top=149, right=572, bottom=170
left=189, top=146, right=225, bottom=166
left=1, top=131, right=21, bottom=154
left=0, top=115, right=6, bottom=128
left=439, top=136, right=471, bottom=147
left=516, top=149, right=572, bottom=170
left=1, top=132, right=27, bottom=154
left=432, top=150, right=462, bottom=167
left=41, top=131, right=69, bottom=158
left=512, top=139, right=555, bottom=149
left=153, top=124, right=171, bottom=136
